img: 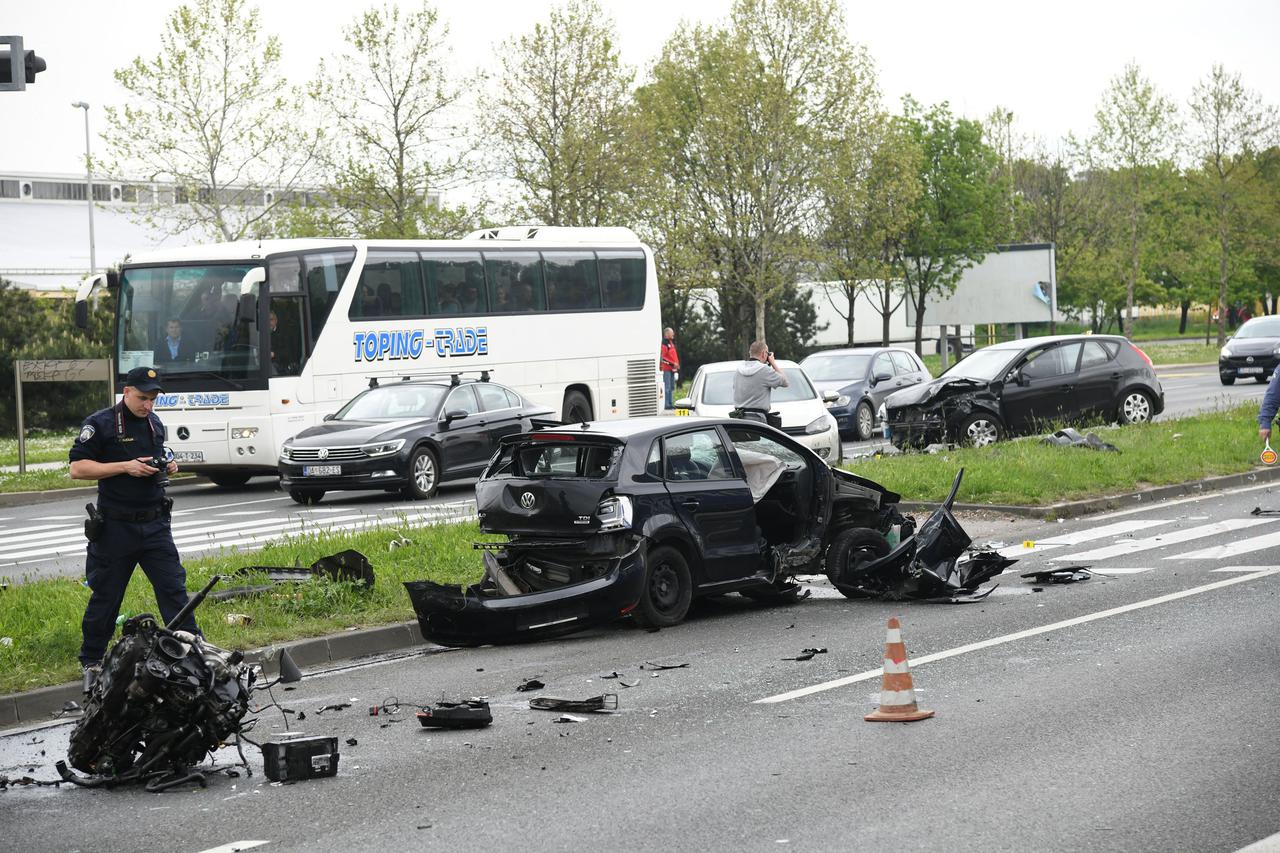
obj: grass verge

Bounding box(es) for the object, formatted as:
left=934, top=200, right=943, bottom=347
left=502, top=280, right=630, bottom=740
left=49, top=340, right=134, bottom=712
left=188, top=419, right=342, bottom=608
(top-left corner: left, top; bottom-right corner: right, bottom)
left=0, top=469, right=197, bottom=495
left=0, top=430, right=78, bottom=467
left=849, top=404, right=1263, bottom=506
left=0, top=519, right=496, bottom=694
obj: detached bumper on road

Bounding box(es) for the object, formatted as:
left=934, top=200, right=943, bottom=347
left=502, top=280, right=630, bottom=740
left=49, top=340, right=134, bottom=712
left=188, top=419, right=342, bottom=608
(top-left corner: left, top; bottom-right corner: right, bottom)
left=404, top=542, right=648, bottom=647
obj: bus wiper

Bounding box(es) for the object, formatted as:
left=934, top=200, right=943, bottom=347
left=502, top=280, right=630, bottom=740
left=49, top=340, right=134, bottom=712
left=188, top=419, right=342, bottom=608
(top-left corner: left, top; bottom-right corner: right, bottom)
left=168, top=370, right=246, bottom=391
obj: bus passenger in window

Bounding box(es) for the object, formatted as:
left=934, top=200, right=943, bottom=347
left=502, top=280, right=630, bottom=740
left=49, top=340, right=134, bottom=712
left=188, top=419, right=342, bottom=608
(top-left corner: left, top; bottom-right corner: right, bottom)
left=459, top=282, right=483, bottom=313
left=357, top=284, right=382, bottom=316
left=377, top=283, right=394, bottom=314
left=438, top=284, right=461, bottom=314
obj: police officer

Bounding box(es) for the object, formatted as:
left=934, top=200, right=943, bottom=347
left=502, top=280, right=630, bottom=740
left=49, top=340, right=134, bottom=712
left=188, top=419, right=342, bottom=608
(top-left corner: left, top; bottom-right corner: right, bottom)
left=69, top=366, right=198, bottom=689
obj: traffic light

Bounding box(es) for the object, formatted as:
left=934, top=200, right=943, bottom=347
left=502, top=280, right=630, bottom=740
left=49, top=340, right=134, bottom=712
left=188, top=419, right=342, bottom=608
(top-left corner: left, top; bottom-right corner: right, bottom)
left=0, top=36, right=46, bottom=92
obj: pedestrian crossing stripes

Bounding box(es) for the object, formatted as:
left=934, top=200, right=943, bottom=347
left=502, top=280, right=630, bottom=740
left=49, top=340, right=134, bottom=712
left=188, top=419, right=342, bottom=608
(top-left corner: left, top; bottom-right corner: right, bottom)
left=1050, top=518, right=1272, bottom=562
left=0, top=499, right=478, bottom=572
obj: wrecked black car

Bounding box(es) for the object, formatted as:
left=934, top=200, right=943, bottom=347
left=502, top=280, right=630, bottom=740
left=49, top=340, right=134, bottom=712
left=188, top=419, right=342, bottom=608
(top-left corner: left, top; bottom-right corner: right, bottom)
left=406, top=417, right=1003, bottom=646
left=885, top=335, right=1164, bottom=449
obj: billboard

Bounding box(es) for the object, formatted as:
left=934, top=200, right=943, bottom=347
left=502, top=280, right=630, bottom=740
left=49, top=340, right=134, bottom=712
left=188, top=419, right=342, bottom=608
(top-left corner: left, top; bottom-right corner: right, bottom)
left=905, top=243, right=1056, bottom=326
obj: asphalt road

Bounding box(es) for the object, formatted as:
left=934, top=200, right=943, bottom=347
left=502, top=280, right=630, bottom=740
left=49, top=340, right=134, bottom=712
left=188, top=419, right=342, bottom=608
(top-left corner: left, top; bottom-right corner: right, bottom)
left=3, top=482, right=1280, bottom=852
left=0, top=361, right=1265, bottom=585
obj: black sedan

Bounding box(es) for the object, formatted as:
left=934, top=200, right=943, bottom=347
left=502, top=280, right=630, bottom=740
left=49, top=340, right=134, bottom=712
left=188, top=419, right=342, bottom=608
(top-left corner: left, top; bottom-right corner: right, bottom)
left=885, top=334, right=1165, bottom=449
left=404, top=417, right=1002, bottom=647
left=801, top=346, right=933, bottom=440
left=279, top=378, right=555, bottom=504
left=1219, top=315, right=1280, bottom=385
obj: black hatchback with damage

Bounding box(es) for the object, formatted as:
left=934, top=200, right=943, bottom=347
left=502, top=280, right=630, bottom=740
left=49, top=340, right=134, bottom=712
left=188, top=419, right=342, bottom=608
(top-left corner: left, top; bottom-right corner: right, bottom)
left=405, top=417, right=1008, bottom=646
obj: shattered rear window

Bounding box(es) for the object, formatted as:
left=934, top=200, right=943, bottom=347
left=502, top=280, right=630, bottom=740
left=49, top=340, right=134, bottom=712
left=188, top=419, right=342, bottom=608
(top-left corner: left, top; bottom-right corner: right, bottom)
left=513, top=443, right=621, bottom=479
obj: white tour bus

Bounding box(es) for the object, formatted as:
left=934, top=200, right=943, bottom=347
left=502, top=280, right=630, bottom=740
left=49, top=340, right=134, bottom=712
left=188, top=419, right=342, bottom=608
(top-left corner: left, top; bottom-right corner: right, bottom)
left=75, top=226, right=663, bottom=487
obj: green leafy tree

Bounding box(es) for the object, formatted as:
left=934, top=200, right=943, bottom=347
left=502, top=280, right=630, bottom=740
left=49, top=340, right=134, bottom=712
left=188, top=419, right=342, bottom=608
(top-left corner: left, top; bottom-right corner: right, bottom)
left=1086, top=62, right=1179, bottom=337
left=893, top=98, right=1005, bottom=353
left=483, top=0, right=635, bottom=226
left=1186, top=64, right=1278, bottom=345
left=105, top=0, right=320, bottom=241
left=301, top=1, right=475, bottom=239
left=634, top=0, right=877, bottom=346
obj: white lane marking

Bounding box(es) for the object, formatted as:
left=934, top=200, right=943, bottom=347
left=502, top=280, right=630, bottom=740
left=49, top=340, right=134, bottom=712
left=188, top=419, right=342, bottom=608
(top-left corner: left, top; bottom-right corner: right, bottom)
left=1212, top=566, right=1278, bottom=573
left=0, top=524, right=82, bottom=546
left=1178, top=529, right=1280, bottom=561
left=755, top=568, right=1280, bottom=704
left=217, top=510, right=277, bottom=516
left=34, top=514, right=80, bottom=520
left=170, top=494, right=292, bottom=516
left=997, top=518, right=1177, bottom=558
left=1235, top=828, right=1280, bottom=852
left=1052, top=518, right=1272, bottom=561
left=174, top=506, right=477, bottom=555
left=194, top=842, right=270, bottom=853
left=1090, top=568, right=1152, bottom=575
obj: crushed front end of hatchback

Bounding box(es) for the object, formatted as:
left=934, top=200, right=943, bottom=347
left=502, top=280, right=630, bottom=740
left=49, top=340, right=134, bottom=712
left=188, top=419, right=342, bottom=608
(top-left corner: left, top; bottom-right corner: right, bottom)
left=886, top=378, right=994, bottom=448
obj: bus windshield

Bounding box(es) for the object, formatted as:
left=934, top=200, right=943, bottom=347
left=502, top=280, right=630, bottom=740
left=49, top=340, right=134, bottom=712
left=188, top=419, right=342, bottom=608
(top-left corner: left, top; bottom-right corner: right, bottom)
left=117, top=264, right=262, bottom=381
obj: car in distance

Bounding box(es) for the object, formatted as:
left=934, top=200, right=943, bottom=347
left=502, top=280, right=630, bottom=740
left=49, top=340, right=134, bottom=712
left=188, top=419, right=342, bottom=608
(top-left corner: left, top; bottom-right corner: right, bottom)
left=1218, top=315, right=1280, bottom=385
left=405, top=417, right=947, bottom=646
left=885, top=334, right=1164, bottom=449
left=800, top=346, right=932, bottom=441
left=278, top=376, right=555, bottom=504
left=673, top=360, right=841, bottom=462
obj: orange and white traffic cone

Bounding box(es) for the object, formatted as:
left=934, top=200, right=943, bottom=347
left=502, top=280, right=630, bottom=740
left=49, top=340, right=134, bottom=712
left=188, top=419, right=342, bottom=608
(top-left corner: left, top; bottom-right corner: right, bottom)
left=865, top=616, right=934, bottom=722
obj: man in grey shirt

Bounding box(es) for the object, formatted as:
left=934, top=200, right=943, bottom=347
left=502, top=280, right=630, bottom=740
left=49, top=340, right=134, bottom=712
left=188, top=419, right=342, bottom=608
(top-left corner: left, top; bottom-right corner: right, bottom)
left=733, top=341, right=789, bottom=421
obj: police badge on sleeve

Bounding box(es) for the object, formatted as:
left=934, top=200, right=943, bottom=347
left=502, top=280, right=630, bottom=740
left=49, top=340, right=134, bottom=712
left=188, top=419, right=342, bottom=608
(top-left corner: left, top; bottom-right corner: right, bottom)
left=78, top=424, right=95, bottom=443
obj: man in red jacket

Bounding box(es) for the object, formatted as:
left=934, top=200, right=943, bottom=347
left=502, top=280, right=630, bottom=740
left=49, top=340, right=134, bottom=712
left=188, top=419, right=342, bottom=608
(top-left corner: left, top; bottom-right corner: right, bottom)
left=660, top=327, right=680, bottom=410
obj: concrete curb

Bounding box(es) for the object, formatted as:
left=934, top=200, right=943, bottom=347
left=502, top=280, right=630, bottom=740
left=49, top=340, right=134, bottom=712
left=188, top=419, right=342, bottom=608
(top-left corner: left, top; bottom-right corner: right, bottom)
left=901, top=465, right=1280, bottom=520
left=0, top=618, right=431, bottom=731
left=0, top=475, right=211, bottom=509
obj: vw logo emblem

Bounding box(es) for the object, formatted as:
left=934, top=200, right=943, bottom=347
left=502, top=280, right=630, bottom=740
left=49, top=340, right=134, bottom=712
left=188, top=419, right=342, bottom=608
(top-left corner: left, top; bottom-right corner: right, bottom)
left=318, top=448, right=329, bottom=460
left=519, top=491, right=536, bottom=509
left=1247, top=356, right=1255, bottom=363
left=177, top=426, right=189, bottom=440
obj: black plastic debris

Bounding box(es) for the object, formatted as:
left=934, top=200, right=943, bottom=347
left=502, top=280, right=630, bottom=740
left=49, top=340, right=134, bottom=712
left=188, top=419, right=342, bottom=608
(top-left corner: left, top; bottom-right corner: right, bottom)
left=528, top=694, right=619, bottom=713
left=1041, top=428, right=1119, bottom=452
left=261, top=736, right=339, bottom=782
left=599, top=671, right=624, bottom=679
left=316, top=703, right=352, bottom=715
left=1020, top=566, right=1094, bottom=584
left=1250, top=506, right=1280, bottom=517
left=212, top=550, right=376, bottom=601
left=516, top=678, right=546, bottom=692
left=345, top=737, right=358, bottom=746
left=828, top=470, right=1016, bottom=601
left=641, top=662, right=689, bottom=671
left=417, top=699, right=493, bottom=729
left=784, top=647, right=828, bottom=661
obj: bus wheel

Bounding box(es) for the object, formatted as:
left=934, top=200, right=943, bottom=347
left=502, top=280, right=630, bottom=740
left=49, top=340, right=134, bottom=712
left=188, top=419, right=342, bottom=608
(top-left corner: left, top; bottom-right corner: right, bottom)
left=562, top=390, right=592, bottom=424
left=209, top=472, right=251, bottom=488
left=289, top=489, right=324, bottom=505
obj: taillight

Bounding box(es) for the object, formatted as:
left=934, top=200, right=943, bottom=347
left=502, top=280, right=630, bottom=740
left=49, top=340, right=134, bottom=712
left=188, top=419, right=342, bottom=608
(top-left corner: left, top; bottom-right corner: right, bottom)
left=1129, top=343, right=1153, bottom=366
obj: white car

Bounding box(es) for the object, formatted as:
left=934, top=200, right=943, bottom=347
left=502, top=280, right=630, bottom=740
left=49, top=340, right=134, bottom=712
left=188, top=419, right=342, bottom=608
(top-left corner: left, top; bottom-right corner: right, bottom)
left=675, top=360, right=842, bottom=463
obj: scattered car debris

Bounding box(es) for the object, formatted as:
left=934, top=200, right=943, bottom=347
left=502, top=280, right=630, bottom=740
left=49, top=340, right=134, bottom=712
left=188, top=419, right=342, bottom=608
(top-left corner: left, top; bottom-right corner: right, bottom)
left=599, top=671, right=625, bottom=679
left=1250, top=506, right=1280, bottom=517
left=826, top=470, right=1015, bottom=600
left=528, top=694, right=618, bottom=713
left=345, top=737, right=358, bottom=747
left=553, top=714, right=587, bottom=724
left=784, top=647, right=828, bottom=661
left=212, top=550, right=375, bottom=601
left=1041, top=428, right=1119, bottom=452
left=641, top=662, right=689, bottom=671
left=1020, top=566, right=1094, bottom=584
left=516, top=678, right=546, bottom=692
left=316, top=703, right=352, bottom=715
left=223, top=613, right=252, bottom=626
left=416, top=699, right=493, bottom=729
left=261, top=736, right=339, bottom=783
left=388, top=534, right=413, bottom=552
left=618, top=680, right=640, bottom=688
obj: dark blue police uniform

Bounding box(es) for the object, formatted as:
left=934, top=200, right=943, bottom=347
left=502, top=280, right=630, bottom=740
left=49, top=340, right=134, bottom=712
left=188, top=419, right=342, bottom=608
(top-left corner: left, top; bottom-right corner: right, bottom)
left=70, top=366, right=197, bottom=667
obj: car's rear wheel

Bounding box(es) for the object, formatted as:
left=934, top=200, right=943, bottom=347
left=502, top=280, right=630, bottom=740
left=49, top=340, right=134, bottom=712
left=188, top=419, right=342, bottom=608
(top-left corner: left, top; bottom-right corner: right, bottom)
left=632, top=545, right=692, bottom=629
left=958, top=413, right=1003, bottom=447
left=562, top=390, right=593, bottom=424
left=1118, top=390, right=1154, bottom=425
left=1220, top=374, right=1236, bottom=386
left=402, top=446, right=440, bottom=499
left=209, top=472, right=251, bottom=488
left=289, top=489, right=324, bottom=505
left=853, top=401, right=875, bottom=441
left=824, top=527, right=892, bottom=599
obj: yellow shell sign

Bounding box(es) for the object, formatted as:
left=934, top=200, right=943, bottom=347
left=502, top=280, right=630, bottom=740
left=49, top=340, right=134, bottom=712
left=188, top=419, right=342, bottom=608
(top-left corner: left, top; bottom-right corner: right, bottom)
left=1262, top=446, right=1278, bottom=466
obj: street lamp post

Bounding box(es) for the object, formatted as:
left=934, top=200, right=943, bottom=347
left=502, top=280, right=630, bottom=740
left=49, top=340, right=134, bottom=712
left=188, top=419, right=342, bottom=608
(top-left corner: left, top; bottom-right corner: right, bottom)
left=70, top=101, right=96, bottom=274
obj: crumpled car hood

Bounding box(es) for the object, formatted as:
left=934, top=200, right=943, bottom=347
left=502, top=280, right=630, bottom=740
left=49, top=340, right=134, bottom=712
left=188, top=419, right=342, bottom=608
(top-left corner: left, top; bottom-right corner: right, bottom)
left=886, top=376, right=987, bottom=409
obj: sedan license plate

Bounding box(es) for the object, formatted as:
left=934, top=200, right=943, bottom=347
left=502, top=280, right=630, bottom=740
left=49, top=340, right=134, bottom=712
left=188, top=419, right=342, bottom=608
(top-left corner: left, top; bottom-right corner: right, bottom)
left=303, top=465, right=341, bottom=476
left=1239, top=367, right=1263, bottom=374
left=173, top=451, right=204, bottom=463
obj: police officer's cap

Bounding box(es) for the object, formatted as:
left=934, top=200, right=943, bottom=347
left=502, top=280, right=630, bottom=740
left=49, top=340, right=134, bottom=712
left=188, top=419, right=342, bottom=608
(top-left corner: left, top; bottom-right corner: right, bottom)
left=125, top=366, right=164, bottom=393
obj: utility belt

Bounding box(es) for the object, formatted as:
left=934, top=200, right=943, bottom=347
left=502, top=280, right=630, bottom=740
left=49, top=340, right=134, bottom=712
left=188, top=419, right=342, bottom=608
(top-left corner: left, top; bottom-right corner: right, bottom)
left=730, top=408, right=782, bottom=429
left=85, top=498, right=173, bottom=540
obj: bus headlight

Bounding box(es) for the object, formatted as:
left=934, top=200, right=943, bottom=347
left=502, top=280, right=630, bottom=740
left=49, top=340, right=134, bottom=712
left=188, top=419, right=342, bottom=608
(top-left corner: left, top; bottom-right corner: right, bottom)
left=362, top=439, right=406, bottom=457
left=596, top=495, right=633, bottom=531
left=231, top=427, right=259, bottom=439
left=805, top=416, right=832, bottom=434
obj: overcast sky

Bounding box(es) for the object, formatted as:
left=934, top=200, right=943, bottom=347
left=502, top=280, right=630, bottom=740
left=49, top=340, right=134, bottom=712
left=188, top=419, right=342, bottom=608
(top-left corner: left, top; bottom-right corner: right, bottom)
left=5, top=0, right=1279, bottom=195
